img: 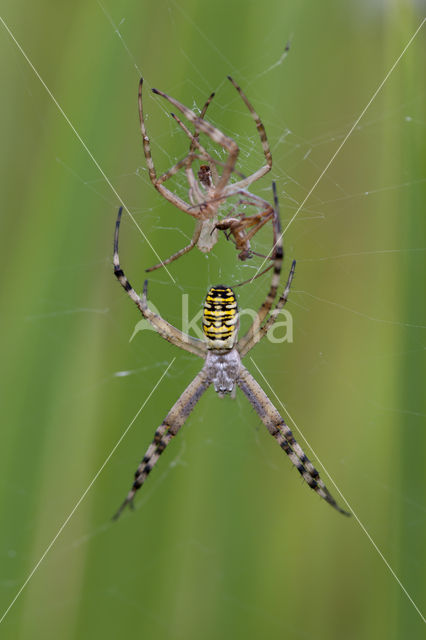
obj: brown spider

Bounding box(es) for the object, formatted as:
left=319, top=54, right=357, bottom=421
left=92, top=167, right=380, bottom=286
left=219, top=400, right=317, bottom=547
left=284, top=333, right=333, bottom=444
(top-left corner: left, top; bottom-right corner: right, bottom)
left=138, top=76, right=277, bottom=272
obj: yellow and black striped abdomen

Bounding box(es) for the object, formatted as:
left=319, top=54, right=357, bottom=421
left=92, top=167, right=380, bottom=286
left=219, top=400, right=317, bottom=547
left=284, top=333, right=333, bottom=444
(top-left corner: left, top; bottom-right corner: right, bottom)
left=203, top=285, right=238, bottom=349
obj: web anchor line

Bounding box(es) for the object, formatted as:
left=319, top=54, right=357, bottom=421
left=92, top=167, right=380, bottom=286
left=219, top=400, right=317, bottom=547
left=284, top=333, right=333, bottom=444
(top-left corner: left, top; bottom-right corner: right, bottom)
left=250, top=357, right=426, bottom=624
left=0, top=359, right=175, bottom=625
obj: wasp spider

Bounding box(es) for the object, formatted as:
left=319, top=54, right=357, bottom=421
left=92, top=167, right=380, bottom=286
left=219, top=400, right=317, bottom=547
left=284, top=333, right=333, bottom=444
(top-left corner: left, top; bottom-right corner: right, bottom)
left=139, top=76, right=277, bottom=272
left=112, top=203, right=350, bottom=519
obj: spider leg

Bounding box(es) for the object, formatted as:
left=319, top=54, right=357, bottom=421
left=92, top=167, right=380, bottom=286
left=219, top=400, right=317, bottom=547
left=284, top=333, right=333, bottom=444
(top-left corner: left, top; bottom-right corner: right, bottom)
left=233, top=263, right=274, bottom=289
left=170, top=111, right=225, bottom=177
left=145, top=220, right=203, bottom=272
left=152, top=87, right=239, bottom=194
left=226, top=76, right=272, bottom=190
left=152, top=152, right=211, bottom=219
left=155, top=152, right=198, bottom=187
left=188, top=92, right=220, bottom=185
left=239, top=260, right=296, bottom=356
left=170, top=112, right=218, bottom=202
left=113, top=370, right=211, bottom=519
left=184, top=90, right=215, bottom=193
left=191, top=91, right=215, bottom=149
left=172, top=94, right=247, bottom=197
left=237, top=184, right=284, bottom=354
left=113, top=207, right=206, bottom=358
left=237, top=366, right=350, bottom=516
left=138, top=78, right=199, bottom=216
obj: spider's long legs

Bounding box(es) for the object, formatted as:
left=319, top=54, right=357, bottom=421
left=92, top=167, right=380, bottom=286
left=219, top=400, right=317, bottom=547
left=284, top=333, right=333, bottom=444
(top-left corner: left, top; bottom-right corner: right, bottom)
left=114, top=207, right=147, bottom=308
left=113, top=423, right=172, bottom=520
left=170, top=112, right=221, bottom=188
left=192, top=91, right=215, bottom=145
left=227, top=76, right=272, bottom=171
left=113, top=370, right=211, bottom=519
left=216, top=76, right=271, bottom=193
left=138, top=78, right=196, bottom=215
left=237, top=366, right=350, bottom=516
left=113, top=208, right=206, bottom=358
left=233, top=263, right=274, bottom=289
left=156, top=152, right=198, bottom=187
left=138, top=78, right=157, bottom=185
left=190, top=90, right=215, bottom=155
left=146, top=221, right=202, bottom=272
left=237, top=183, right=283, bottom=353
left=189, top=91, right=220, bottom=185
left=152, top=87, right=239, bottom=194
left=239, top=260, right=296, bottom=356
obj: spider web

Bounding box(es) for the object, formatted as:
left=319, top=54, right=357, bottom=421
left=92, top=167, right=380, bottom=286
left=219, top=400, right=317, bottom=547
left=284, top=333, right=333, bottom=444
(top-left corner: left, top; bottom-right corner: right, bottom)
left=0, top=2, right=425, bottom=639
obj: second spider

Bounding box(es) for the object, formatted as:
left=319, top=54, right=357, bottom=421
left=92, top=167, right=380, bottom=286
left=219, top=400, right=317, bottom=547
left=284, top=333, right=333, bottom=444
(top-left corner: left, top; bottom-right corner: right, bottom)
left=139, top=76, right=277, bottom=272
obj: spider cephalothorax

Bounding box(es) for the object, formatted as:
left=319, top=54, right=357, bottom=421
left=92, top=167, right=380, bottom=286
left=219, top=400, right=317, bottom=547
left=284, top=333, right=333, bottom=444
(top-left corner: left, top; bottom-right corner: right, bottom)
left=113, top=200, right=350, bottom=519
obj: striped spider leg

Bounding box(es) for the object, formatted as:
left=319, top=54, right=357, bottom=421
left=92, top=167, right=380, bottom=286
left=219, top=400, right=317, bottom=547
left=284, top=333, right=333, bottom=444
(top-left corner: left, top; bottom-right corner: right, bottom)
left=113, top=206, right=349, bottom=518
left=139, top=76, right=275, bottom=271
left=113, top=207, right=206, bottom=359
left=235, top=367, right=349, bottom=516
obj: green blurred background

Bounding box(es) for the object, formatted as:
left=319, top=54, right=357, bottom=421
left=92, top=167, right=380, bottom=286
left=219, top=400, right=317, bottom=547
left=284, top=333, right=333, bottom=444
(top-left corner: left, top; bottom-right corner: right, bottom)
left=0, top=1, right=425, bottom=638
